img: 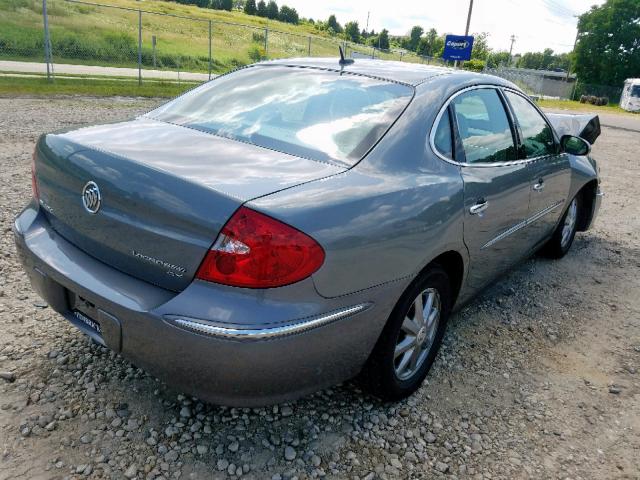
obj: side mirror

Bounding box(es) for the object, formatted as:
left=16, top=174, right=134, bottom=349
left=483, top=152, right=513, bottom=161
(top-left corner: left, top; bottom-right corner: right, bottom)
left=561, top=135, right=591, bottom=156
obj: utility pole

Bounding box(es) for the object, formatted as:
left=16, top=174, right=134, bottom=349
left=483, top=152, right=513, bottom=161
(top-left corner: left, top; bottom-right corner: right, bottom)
left=455, top=0, right=474, bottom=69
left=508, top=35, right=516, bottom=65
left=464, top=0, right=474, bottom=37
left=365, top=11, right=370, bottom=33
left=565, top=24, right=579, bottom=82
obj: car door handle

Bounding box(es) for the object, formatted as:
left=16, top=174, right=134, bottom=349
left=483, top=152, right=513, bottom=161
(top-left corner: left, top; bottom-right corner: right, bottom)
left=533, top=180, right=545, bottom=192
left=469, top=200, right=489, bottom=215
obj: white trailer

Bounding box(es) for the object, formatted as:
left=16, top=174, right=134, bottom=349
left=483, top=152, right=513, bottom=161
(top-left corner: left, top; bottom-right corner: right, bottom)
left=620, top=78, right=640, bottom=112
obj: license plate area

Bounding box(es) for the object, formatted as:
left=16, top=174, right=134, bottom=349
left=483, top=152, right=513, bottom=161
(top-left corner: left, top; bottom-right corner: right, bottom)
left=67, top=292, right=102, bottom=335
left=72, top=309, right=102, bottom=335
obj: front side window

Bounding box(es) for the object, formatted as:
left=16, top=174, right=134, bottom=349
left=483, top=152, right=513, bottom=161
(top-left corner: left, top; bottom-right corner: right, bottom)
left=451, top=89, right=516, bottom=164
left=147, top=66, right=413, bottom=166
left=505, top=91, right=556, bottom=158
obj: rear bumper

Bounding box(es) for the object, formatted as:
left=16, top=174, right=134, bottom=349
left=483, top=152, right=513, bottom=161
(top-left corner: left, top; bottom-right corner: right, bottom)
left=13, top=204, right=402, bottom=406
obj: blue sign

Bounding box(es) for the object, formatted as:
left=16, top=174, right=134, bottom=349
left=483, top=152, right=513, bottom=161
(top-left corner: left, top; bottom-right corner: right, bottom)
left=442, top=35, right=474, bottom=61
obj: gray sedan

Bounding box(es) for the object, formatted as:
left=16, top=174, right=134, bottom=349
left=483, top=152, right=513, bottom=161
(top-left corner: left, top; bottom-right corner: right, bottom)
left=14, top=58, right=602, bottom=406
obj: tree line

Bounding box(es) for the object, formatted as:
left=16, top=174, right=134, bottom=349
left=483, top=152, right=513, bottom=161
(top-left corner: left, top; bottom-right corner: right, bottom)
left=315, top=0, right=638, bottom=87
left=243, top=0, right=299, bottom=24
left=170, top=0, right=300, bottom=24
left=176, top=0, right=637, bottom=88
left=574, top=0, right=639, bottom=87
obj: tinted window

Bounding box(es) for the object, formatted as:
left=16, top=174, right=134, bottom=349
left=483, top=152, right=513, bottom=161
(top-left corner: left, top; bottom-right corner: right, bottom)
left=505, top=92, right=555, bottom=158
left=451, top=89, right=516, bottom=164
left=433, top=109, right=453, bottom=159
left=147, top=66, right=413, bottom=166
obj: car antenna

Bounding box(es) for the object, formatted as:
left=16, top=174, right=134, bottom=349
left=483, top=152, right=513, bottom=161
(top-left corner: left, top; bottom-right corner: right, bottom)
left=339, top=46, right=354, bottom=66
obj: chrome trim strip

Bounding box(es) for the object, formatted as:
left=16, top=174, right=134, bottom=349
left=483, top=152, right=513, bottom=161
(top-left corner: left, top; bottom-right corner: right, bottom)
left=170, top=304, right=370, bottom=340
left=429, top=85, right=496, bottom=166
left=428, top=85, right=562, bottom=168
left=481, top=200, right=563, bottom=250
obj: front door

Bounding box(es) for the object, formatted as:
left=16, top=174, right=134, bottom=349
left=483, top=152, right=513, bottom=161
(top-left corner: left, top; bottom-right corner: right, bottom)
left=503, top=90, right=572, bottom=244
left=449, top=88, right=533, bottom=292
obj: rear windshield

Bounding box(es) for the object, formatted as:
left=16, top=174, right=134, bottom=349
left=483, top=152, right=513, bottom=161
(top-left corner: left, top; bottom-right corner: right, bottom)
left=147, top=66, right=413, bottom=165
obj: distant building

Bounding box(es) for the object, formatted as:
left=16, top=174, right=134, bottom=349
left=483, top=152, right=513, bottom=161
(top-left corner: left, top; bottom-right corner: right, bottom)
left=620, top=78, right=640, bottom=112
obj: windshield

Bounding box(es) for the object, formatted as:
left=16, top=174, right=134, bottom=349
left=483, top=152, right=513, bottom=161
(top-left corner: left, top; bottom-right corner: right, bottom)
left=631, top=85, right=640, bottom=98
left=147, top=66, right=413, bottom=166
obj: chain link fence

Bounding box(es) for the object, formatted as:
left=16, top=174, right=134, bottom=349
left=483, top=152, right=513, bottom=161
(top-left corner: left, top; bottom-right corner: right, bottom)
left=0, top=0, right=625, bottom=103
left=485, top=67, right=575, bottom=99
left=0, top=0, right=444, bottom=84
left=573, top=82, right=623, bottom=105
left=485, top=66, right=624, bottom=104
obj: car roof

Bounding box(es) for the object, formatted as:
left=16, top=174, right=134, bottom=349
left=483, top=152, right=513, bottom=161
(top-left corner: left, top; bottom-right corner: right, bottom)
left=261, top=57, right=507, bottom=87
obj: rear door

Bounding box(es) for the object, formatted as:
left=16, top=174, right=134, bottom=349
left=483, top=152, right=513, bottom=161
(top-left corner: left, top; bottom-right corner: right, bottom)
left=441, top=87, right=533, bottom=292
left=503, top=90, right=571, bottom=244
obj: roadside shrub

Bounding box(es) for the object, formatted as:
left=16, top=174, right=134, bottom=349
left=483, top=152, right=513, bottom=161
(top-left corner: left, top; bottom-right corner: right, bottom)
left=579, top=95, right=610, bottom=106
left=462, top=59, right=485, bottom=72
left=0, top=24, right=43, bottom=57
left=4, top=0, right=32, bottom=11
left=226, top=57, right=247, bottom=70
left=248, top=45, right=265, bottom=62
left=252, top=32, right=266, bottom=44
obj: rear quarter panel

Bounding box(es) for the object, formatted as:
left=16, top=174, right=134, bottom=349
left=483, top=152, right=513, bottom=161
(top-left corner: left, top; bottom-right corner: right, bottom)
left=249, top=83, right=468, bottom=298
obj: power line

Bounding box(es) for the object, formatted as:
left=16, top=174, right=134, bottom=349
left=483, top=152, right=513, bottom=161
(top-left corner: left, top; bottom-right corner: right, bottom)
left=504, top=0, right=578, bottom=24
left=541, top=0, right=577, bottom=18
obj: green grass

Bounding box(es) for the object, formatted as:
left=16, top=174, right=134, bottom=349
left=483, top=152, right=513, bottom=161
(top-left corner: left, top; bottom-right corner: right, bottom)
left=537, top=98, right=633, bottom=115
left=0, top=0, right=423, bottom=74
left=0, top=0, right=339, bottom=73
left=0, top=75, right=196, bottom=97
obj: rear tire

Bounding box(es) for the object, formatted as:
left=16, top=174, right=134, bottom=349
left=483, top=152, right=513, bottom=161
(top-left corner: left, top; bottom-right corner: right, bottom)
left=541, top=193, right=581, bottom=259
left=360, top=266, right=452, bottom=402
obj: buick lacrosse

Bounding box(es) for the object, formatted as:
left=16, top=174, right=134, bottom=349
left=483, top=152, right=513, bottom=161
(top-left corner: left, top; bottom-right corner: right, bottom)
left=14, top=58, right=603, bottom=406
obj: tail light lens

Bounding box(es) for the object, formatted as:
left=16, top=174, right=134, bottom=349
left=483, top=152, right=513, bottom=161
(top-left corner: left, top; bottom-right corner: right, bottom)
left=196, top=207, right=325, bottom=288
left=31, top=148, right=39, bottom=200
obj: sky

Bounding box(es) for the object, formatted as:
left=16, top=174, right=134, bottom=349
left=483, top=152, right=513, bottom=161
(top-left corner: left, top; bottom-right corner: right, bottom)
left=281, top=0, right=605, bottom=54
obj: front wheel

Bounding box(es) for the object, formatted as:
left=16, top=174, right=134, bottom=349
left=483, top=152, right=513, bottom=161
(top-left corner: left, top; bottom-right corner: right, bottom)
left=541, top=194, right=581, bottom=259
left=360, top=266, right=452, bottom=401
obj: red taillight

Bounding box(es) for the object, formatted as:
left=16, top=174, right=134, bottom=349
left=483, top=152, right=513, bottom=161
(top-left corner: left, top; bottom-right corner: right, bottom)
left=31, top=149, right=39, bottom=200
left=196, top=207, right=325, bottom=288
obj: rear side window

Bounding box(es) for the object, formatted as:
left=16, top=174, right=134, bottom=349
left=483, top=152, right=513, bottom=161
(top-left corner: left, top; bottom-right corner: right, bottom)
left=433, top=109, right=453, bottom=159
left=505, top=91, right=555, bottom=158
left=451, top=89, right=517, bottom=164
left=147, top=66, right=413, bottom=166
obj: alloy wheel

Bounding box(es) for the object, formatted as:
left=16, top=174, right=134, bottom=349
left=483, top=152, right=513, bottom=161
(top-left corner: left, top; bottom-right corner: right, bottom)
left=561, top=198, right=578, bottom=249
left=394, top=288, right=441, bottom=381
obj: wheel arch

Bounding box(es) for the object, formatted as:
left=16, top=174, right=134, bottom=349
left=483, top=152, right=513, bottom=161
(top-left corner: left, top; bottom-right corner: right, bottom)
left=417, top=250, right=466, bottom=309
left=576, top=179, right=599, bottom=232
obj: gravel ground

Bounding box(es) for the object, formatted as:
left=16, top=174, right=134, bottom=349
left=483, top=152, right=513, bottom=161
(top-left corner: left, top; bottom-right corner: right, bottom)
left=0, top=97, right=639, bottom=480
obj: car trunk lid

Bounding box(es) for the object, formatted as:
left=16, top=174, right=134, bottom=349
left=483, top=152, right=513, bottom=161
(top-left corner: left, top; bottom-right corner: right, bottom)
left=35, top=118, right=345, bottom=291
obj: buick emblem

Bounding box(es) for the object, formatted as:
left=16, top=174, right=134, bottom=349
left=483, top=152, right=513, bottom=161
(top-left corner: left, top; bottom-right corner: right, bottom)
left=82, top=181, right=101, bottom=214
